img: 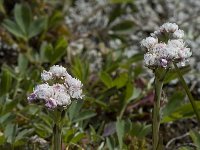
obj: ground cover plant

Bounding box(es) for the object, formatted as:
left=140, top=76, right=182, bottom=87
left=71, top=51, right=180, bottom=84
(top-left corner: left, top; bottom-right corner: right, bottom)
left=0, top=0, right=200, bottom=150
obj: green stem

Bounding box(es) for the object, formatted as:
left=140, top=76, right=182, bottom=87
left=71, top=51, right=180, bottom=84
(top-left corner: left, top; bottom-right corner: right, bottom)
left=173, top=62, right=200, bottom=124
left=119, top=104, right=126, bottom=120
left=52, top=109, right=65, bottom=150
left=152, top=75, right=164, bottom=150
left=53, top=123, right=62, bottom=150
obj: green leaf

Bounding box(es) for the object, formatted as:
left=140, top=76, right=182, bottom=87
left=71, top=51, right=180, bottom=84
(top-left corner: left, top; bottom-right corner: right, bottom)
left=28, top=17, right=47, bottom=38
left=48, top=11, right=63, bottom=28
left=40, top=37, right=67, bottom=64
left=0, top=0, right=5, bottom=14
left=162, top=91, right=185, bottom=117
left=190, top=130, right=200, bottom=149
left=15, top=129, right=34, bottom=142
left=3, top=99, right=19, bottom=114
left=40, top=42, right=54, bottom=62
left=68, top=100, right=83, bottom=121
left=18, top=54, right=28, bottom=74
left=130, top=122, right=151, bottom=138
left=162, top=101, right=200, bottom=123
left=178, top=147, right=193, bottom=150
left=112, top=73, right=128, bottom=88
left=0, top=133, right=5, bottom=145
left=164, top=65, right=191, bottom=84
left=116, top=119, right=125, bottom=149
left=0, top=113, right=15, bottom=125
left=3, top=3, right=47, bottom=40
left=108, top=5, right=123, bottom=24
left=63, top=129, right=75, bottom=143
left=73, top=110, right=96, bottom=122
left=129, top=53, right=144, bottom=63
left=0, top=67, right=12, bottom=96
left=52, top=37, right=68, bottom=63
left=2, top=19, right=26, bottom=39
left=126, top=88, right=141, bottom=103
left=111, top=20, right=135, bottom=32
left=71, top=58, right=89, bottom=83
left=14, top=4, right=32, bottom=34
left=34, top=123, right=52, bottom=138
left=125, top=81, right=134, bottom=102
left=106, top=137, right=116, bottom=150
left=4, top=123, right=17, bottom=144
left=99, top=71, right=112, bottom=88
left=70, top=132, right=85, bottom=143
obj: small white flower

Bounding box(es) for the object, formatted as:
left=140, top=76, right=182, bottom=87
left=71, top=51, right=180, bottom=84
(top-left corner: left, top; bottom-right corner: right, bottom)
left=52, top=84, right=66, bottom=92
left=168, top=39, right=185, bottom=47
left=151, top=30, right=161, bottom=37
left=165, top=47, right=179, bottom=59
left=151, top=43, right=169, bottom=60
left=173, top=29, right=184, bottom=39
left=34, top=84, right=53, bottom=100
left=66, top=77, right=83, bottom=99
left=152, top=43, right=167, bottom=54
left=52, top=84, right=71, bottom=106
left=41, top=70, right=53, bottom=81
left=49, top=65, right=67, bottom=77
left=159, top=22, right=178, bottom=33
left=178, top=48, right=192, bottom=59
left=144, top=53, right=157, bottom=67
left=54, top=92, right=71, bottom=106
left=141, top=37, right=158, bottom=49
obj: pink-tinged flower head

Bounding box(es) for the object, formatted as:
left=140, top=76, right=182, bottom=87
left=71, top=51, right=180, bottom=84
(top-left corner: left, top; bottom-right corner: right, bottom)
left=141, top=22, right=191, bottom=68
left=27, top=65, right=83, bottom=109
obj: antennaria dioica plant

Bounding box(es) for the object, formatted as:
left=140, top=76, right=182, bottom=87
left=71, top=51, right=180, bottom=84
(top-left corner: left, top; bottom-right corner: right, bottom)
left=141, top=22, right=200, bottom=149
left=27, top=65, right=83, bottom=150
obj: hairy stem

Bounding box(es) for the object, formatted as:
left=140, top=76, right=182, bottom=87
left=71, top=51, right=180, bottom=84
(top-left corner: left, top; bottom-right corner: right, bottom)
left=53, top=123, right=62, bottom=150
left=152, top=75, right=164, bottom=150
left=173, top=62, right=200, bottom=124
left=52, top=109, right=65, bottom=150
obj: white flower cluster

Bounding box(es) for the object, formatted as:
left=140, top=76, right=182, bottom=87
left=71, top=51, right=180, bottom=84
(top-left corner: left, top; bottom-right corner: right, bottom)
left=141, top=22, right=192, bottom=68
left=28, top=65, right=83, bottom=109
left=150, top=23, right=184, bottom=39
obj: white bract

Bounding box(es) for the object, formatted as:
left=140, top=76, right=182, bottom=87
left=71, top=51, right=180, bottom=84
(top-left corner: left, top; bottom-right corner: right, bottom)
left=28, top=65, right=83, bottom=109
left=141, top=22, right=192, bottom=68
